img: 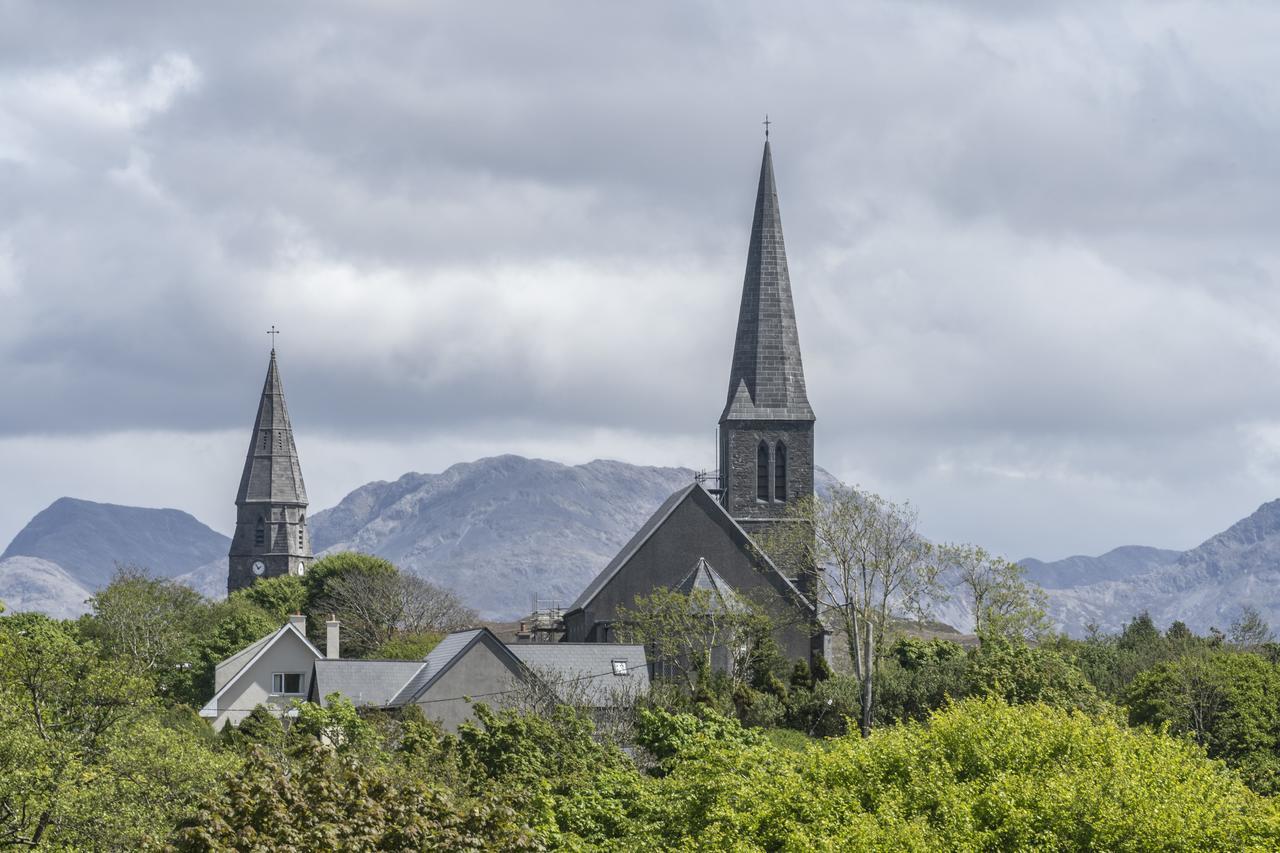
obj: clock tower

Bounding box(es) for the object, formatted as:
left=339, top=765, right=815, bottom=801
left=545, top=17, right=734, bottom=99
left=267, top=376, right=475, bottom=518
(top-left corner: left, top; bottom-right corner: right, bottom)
left=227, top=346, right=312, bottom=593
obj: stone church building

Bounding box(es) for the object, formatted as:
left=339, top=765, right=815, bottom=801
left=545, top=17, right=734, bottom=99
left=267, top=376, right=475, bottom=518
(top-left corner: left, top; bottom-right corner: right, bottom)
left=222, top=138, right=827, bottom=666
left=563, top=140, right=828, bottom=665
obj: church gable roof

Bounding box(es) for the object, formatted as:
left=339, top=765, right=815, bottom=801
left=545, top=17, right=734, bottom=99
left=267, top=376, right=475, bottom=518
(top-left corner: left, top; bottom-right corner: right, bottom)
left=567, top=483, right=813, bottom=615
left=236, top=349, right=308, bottom=506
left=721, top=140, right=814, bottom=423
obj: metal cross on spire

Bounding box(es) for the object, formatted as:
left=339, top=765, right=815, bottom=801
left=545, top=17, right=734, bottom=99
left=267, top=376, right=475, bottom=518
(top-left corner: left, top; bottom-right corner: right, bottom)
left=762, top=114, right=771, bottom=139
left=267, top=325, right=280, bottom=350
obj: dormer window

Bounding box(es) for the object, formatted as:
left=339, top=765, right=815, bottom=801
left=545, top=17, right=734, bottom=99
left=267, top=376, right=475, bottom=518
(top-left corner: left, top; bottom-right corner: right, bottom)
left=757, top=441, right=770, bottom=501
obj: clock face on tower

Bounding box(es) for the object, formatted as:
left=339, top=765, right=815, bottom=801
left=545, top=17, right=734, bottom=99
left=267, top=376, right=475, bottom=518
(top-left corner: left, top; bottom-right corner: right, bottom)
left=252, top=561, right=266, bottom=576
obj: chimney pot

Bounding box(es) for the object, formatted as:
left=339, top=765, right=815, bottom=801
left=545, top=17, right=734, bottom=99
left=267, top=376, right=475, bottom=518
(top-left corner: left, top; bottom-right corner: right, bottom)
left=326, top=616, right=340, bottom=659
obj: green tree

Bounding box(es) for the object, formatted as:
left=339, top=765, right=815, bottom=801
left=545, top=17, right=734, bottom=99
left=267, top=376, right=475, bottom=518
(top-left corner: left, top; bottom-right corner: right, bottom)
left=230, top=573, right=307, bottom=622
left=168, top=742, right=543, bottom=851
left=616, top=587, right=775, bottom=696
left=82, top=565, right=207, bottom=701
left=941, top=543, right=1050, bottom=641
left=759, top=487, right=940, bottom=737
left=965, top=635, right=1102, bottom=713
left=0, top=613, right=233, bottom=849
left=1127, top=650, right=1280, bottom=792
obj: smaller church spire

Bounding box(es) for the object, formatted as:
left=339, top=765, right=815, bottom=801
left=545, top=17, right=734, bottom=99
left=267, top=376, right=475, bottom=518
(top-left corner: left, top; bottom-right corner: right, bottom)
left=235, top=349, right=308, bottom=506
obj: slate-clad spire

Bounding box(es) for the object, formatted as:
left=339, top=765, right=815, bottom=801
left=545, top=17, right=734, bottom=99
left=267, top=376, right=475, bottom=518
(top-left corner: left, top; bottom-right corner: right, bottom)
left=721, top=140, right=814, bottom=422
left=236, top=349, right=308, bottom=506
left=228, top=347, right=311, bottom=593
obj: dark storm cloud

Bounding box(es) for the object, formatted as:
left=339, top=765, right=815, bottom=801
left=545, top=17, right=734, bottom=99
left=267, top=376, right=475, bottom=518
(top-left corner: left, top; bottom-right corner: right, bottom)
left=6, top=1, right=1280, bottom=558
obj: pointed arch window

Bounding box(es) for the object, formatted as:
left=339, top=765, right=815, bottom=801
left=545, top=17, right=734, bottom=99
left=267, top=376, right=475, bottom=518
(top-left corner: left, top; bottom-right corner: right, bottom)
left=757, top=441, right=770, bottom=501
left=297, top=517, right=305, bottom=550
left=254, top=517, right=265, bottom=547
left=775, top=441, right=787, bottom=502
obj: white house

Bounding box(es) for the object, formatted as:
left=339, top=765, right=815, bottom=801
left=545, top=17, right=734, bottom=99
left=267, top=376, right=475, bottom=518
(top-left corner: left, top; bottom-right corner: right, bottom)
left=199, top=614, right=335, bottom=731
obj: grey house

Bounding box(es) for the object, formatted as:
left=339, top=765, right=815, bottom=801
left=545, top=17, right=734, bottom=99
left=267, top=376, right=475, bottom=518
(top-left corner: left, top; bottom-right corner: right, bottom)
left=564, top=139, right=828, bottom=668
left=304, top=627, right=649, bottom=731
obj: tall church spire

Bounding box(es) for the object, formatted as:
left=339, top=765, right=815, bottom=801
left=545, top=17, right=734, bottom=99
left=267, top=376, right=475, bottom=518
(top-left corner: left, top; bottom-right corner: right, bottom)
left=718, top=139, right=816, bottom=544
left=721, top=139, right=814, bottom=422
left=228, top=347, right=312, bottom=593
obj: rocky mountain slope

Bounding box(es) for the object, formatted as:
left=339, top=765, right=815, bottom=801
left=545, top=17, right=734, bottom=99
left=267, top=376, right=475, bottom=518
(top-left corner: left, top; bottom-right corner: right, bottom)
left=1034, top=500, right=1280, bottom=636
left=1, top=497, right=230, bottom=588
left=0, top=498, right=230, bottom=617
left=0, top=555, right=95, bottom=619
left=7, top=457, right=1280, bottom=636
left=308, top=455, right=697, bottom=617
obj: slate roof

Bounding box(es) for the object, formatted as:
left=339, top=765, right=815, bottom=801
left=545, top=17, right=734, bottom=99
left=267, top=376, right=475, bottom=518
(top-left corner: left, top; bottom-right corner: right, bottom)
left=509, top=643, right=650, bottom=707
left=721, top=140, right=814, bottom=423
left=566, top=483, right=813, bottom=615
left=675, top=557, right=746, bottom=614
left=567, top=484, right=697, bottom=611
left=384, top=628, right=531, bottom=708
left=310, top=660, right=425, bottom=707
left=236, top=349, right=308, bottom=506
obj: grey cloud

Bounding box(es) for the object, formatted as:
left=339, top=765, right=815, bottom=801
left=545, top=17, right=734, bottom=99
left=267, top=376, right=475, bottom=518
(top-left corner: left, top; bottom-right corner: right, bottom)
left=5, top=0, right=1280, bottom=559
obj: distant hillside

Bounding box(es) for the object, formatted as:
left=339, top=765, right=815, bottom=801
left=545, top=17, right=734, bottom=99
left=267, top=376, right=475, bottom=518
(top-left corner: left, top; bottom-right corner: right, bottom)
left=1030, top=500, right=1280, bottom=636
left=309, top=455, right=697, bottom=618
left=1, top=497, right=230, bottom=589
left=1022, top=545, right=1181, bottom=589
left=0, top=556, right=94, bottom=619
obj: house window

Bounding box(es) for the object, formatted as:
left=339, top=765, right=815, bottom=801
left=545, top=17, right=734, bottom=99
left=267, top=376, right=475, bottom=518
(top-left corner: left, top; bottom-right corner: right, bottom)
left=272, top=672, right=303, bottom=694
left=254, top=517, right=265, bottom=547
left=611, top=660, right=628, bottom=677
left=756, top=441, right=770, bottom=501
left=775, top=441, right=787, bottom=502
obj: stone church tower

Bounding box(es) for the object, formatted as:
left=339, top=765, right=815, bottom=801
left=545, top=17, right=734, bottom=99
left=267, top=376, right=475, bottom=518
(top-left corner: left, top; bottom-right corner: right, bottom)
left=227, top=348, right=312, bottom=593
left=718, top=140, right=816, bottom=563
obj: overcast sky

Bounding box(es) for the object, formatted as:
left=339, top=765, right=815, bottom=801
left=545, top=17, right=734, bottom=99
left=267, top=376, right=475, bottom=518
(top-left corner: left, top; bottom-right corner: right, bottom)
left=4, top=1, right=1280, bottom=561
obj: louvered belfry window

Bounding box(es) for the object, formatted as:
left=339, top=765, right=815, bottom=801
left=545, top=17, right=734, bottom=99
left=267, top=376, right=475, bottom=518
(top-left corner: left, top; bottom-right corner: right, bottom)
left=775, top=441, right=787, bottom=502
left=757, top=441, right=770, bottom=501
left=254, top=517, right=265, bottom=546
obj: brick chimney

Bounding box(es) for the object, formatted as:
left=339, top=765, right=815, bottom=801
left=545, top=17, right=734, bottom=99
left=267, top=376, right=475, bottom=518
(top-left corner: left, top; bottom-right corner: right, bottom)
left=326, top=614, right=340, bottom=659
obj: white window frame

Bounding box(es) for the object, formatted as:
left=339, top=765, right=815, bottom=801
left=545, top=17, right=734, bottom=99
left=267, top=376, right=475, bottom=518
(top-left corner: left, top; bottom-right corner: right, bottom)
left=611, top=660, right=628, bottom=677
left=272, top=672, right=304, bottom=695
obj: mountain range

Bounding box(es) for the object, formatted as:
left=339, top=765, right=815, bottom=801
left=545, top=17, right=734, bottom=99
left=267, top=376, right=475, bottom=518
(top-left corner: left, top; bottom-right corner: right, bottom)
left=2, top=455, right=1279, bottom=636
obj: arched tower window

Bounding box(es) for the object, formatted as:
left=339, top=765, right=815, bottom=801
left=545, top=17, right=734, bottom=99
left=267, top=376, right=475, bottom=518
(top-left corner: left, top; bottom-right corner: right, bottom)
left=757, top=441, right=770, bottom=501
left=775, top=441, right=787, bottom=502
left=254, top=517, right=265, bottom=547
left=297, top=517, right=305, bottom=550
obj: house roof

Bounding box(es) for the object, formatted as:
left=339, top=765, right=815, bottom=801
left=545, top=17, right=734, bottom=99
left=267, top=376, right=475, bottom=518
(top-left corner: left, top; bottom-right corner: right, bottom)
left=200, top=621, right=323, bottom=717
left=386, top=627, right=529, bottom=708
left=567, top=482, right=813, bottom=615
left=721, top=140, right=814, bottom=423
left=309, top=659, right=425, bottom=707
left=508, top=643, right=649, bottom=707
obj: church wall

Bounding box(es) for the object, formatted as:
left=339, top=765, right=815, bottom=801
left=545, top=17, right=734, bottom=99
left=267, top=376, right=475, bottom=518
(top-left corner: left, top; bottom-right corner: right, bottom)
left=575, top=490, right=812, bottom=662
left=413, top=637, right=527, bottom=731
